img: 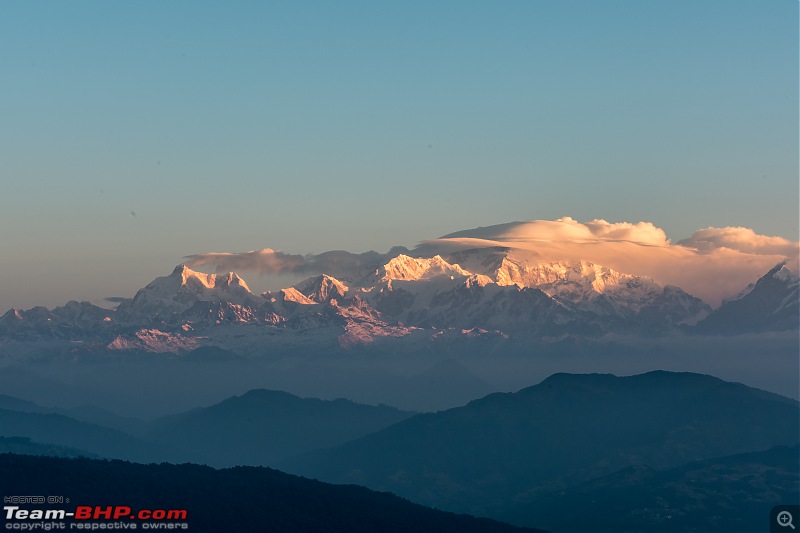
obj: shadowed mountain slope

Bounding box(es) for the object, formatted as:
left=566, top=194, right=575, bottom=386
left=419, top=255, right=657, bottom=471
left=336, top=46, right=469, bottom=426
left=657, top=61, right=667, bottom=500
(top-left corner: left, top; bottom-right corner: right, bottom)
left=147, top=388, right=415, bottom=466
left=0, top=454, right=544, bottom=533
left=695, top=263, right=799, bottom=334
left=0, top=408, right=164, bottom=462
left=281, top=371, right=800, bottom=525
left=514, top=444, right=800, bottom=532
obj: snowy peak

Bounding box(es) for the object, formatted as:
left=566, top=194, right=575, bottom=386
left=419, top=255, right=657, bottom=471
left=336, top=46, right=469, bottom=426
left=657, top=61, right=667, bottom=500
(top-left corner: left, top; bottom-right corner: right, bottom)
left=495, top=259, right=649, bottom=293
left=765, top=262, right=798, bottom=284
left=5, top=249, right=795, bottom=350
left=172, top=264, right=215, bottom=289
left=116, top=264, right=259, bottom=322
left=107, top=328, right=200, bottom=353
left=363, top=253, right=709, bottom=328
left=727, top=262, right=798, bottom=303
left=215, top=272, right=252, bottom=293
left=746, top=262, right=799, bottom=312
left=465, top=274, right=494, bottom=288
left=429, top=249, right=690, bottom=313
left=280, top=287, right=316, bottom=306
left=441, top=247, right=511, bottom=277
left=295, top=274, right=349, bottom=303
left=695, top=263, right=799, bottom=334
left=483, top=257, right=710, bottom=323
left=171, top=264, right=252, bottom=293
left=378, top=255, right=470, bottom=282
left=494, top=259, right=663, bottom=309
left=160, top=264, right=255, bottom=299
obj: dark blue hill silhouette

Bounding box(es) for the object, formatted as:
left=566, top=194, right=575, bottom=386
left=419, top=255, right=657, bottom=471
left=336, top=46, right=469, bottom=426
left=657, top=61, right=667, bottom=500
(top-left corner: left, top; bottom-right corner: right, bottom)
left=0, top=393, right=146, bottom=434
left=0, top=408, right=164, bottom=462
left=0, top=453, right=543, bottom=533
left=281, top=371, right=800, bottom=526
left=0, top=436, right=98, bottom=458
left=514, top=444, right=799, bottom=532
left=147, top=388, right=415, bottom=466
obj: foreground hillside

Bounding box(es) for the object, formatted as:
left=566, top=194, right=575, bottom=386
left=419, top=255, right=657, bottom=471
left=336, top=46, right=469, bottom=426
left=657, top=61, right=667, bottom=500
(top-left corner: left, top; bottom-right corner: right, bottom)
left=281, top=371, right=800, bottom=528
left=0, top=453, right=542, bottom=533
left=516, top=444, right=799, bottom=532
left=1, top=371, right=797, bottom=532
left=0, top=388, right=416, bottom=466
left=146, top=388, right=415, bottom=466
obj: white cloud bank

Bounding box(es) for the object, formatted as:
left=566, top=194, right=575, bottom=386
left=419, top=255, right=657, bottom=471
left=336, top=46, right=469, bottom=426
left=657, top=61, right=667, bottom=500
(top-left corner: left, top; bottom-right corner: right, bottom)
left=429, top=217, right=798, bottom=306
left=678, top=226, right=798, bottom=256
left=184, top=247, right=404, bottom=285
left=185, top=217, right=798, bottom=307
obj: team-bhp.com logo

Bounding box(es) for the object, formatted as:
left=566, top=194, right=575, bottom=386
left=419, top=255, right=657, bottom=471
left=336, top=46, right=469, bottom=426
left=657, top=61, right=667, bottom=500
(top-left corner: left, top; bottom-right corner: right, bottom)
left=74, top=507, right=187, bottom=521
left=5, top=505, right=189, bottom=530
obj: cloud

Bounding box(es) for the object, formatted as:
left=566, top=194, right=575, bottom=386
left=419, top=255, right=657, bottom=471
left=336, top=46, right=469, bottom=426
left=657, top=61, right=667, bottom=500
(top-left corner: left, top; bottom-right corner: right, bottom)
left=678, top=226, right=799, bottom=256
left=184, top=248, right=307, bottom=275
left=102, top=296, right=133, bottom=310
left=182, top=218, right=797, bottom=307
left=583, top=219, right=669, bottom=246
left=425, top=217, right=797, bottom=306
left=441, top=217, right=670, bottom=246
left=184, top=247, right=409, bottom=282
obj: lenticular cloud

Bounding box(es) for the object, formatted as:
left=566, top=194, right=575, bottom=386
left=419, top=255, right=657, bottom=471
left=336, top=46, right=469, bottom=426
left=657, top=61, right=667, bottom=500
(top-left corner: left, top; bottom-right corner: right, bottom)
left=184, top=217, right=798, bottom=307
left=427, top=218, right=796, bottom=306
left=446, top=217, right=671, bottom=246
left=583, top=219, right=670, bottom=246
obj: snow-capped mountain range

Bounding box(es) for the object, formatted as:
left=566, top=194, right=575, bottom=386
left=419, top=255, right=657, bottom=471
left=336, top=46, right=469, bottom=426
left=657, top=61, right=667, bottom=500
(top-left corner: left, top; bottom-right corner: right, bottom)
left=1, top=248, right=796, bottom=353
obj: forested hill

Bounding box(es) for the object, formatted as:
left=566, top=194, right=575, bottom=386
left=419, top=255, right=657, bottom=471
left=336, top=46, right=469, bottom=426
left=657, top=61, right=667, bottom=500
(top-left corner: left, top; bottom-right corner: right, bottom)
left=0, top=453, right=544, bottom=533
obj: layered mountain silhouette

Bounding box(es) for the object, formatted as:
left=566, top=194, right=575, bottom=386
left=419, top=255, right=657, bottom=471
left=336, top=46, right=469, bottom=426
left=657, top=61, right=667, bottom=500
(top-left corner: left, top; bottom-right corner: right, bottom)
left=513, top=444, right=800, bottom=532
left=280, top=371, right=800, bottom=525
left=0, top=436, right=98, bottom=458
left=0, top=408, right=162, bottom=462
left=0, top=388, right=414, bottom=466
left=0, top=393, right=146, bottom=434
left=1, top=371, right=796, bottom=531
left=146, top=389, right=414, bottom=466
left=0, top=454, right=541, bottom=533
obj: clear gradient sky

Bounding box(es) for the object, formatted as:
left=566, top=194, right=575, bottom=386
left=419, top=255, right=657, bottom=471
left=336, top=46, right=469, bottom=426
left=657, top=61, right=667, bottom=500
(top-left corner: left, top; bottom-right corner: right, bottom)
left=1, top=0, right=797, bottom=308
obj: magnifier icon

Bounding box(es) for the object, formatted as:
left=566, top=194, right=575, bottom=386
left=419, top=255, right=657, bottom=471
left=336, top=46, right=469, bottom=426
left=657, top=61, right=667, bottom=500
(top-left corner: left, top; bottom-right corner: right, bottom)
left=778, top=511, right=795, bottom=529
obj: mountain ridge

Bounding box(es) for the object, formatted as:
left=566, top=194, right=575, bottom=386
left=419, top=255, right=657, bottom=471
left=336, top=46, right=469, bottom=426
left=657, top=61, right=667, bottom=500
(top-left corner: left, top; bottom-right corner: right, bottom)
left=0, top=453, right=542, bottom=533
left=0, top=250, right=795, bottom=353
left=279, top=370, right=800, bottom=525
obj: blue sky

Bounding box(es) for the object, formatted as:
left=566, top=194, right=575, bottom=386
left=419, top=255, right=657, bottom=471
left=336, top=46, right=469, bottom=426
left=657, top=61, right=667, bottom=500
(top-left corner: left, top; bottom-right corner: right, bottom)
left=1, top=0, right=797, bottom=308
